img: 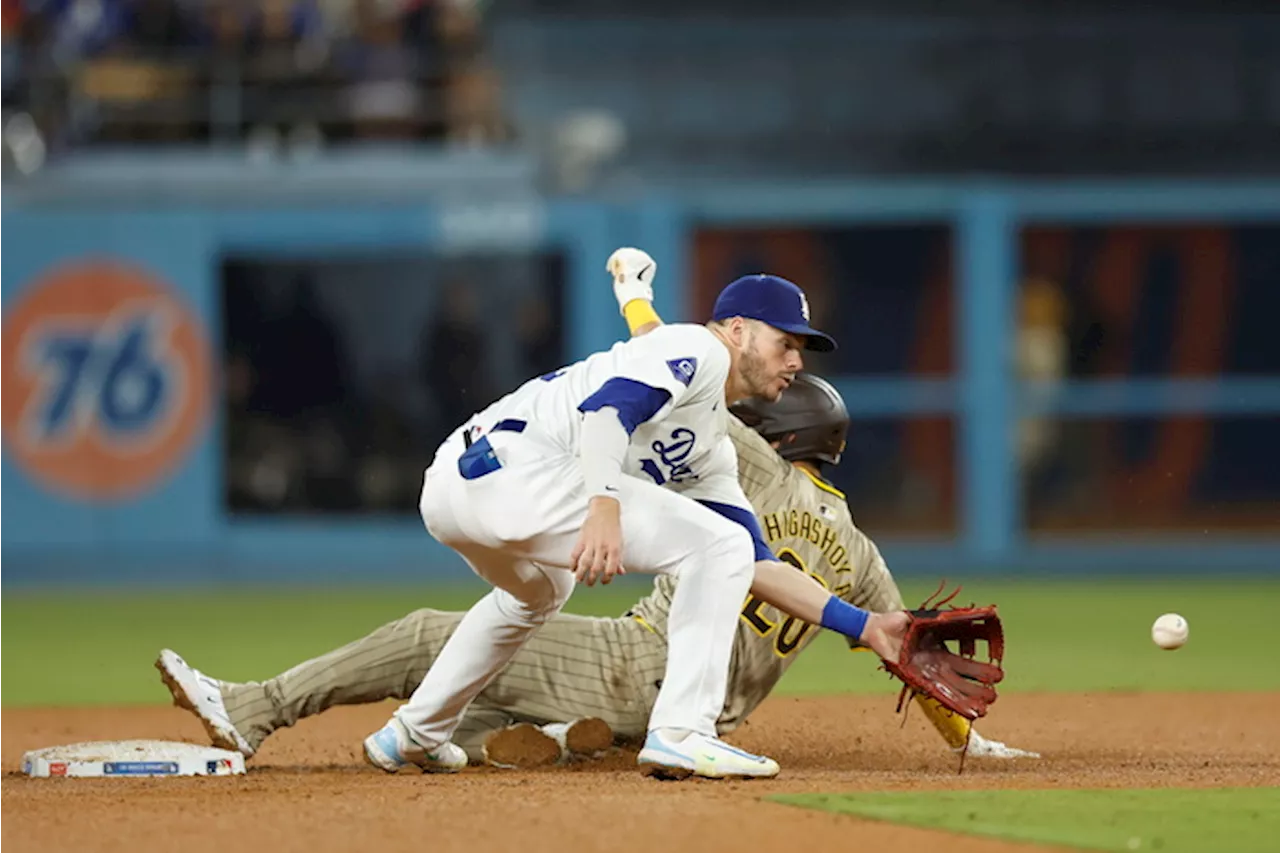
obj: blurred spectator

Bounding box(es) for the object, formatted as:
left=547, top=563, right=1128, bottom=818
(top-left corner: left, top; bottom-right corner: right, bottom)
left=1016, top=277, right=1067, bottom=466
left=2, top=0, right=24, bottom=96
left=444, top=57, right=506, bottom=145
left=197, top=1, right=249, bottom=141
left=1055, top=285, right=1120, bottom=519
left=515, top=289, right=560, bottom=377
left=34, top=0, right=127, bottom=60
left=419, top=280, right=495, bottom=447
left=225, top=346, right=300, bottom=512
left=9, top=0, right=507, bottom=147
left=26, top=0, right=199, bottom=57
left=337, top=0, right=429, bottom=139
left=431, top=0, right=507, bottom=145
left=224, top=271, right=359, bottom=513
left=2, top=0, right=20, bottom=34
left=130, top=0, right=198, bottom=50
left=245, top=0, right=325, bottom=55
left=58, top=0, right=200, bottom=142
left=243, top=0, right=329, bottom=149
left=1016, top=276, right=1068, bottom=514
left=356, top=375, right=421, bottom=510
left=1067, top=289, right=1113, bottom=379
left=253, top=273, right=350, bottom=419
left=222, top=255, right=566, bottom=515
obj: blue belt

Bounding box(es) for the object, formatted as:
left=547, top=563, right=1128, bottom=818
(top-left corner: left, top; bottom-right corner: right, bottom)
left=458, top=419, right=526, bottom=480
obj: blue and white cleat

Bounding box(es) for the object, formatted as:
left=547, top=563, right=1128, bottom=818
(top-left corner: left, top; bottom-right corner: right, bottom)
left=363, top=717, right=468, bottom=774
left=637, top=729, right=779, bottom=780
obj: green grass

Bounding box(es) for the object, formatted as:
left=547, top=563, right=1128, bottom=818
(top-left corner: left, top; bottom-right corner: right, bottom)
left=781, top=577, right=1278, bottom=695
left=0, top=581, right=646, bottom=706
left=2, top=577, right=1276, bottom=706
left=771, top=787, right=1280, bottom=853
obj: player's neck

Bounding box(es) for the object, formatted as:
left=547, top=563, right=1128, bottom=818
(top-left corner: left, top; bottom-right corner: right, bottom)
left=791, top=460, right=821, bottom=478
left=707, top=323, right=752, bottom=403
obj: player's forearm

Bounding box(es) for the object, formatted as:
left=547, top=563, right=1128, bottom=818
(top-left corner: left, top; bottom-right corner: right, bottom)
left=750, top=560, right=828, bottom=623
left=750, top=560, right=869, bottom=640
left=578, top=408, right=629, bottom=497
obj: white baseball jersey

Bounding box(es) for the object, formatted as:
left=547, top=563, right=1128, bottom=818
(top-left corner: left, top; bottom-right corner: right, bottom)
left=462, top=324, right=767, bottom=554
left=405, top=324, right=771, bottom=744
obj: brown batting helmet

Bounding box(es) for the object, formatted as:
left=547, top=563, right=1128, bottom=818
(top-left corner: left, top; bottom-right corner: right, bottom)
left=730, top=372, right=849, bottom=466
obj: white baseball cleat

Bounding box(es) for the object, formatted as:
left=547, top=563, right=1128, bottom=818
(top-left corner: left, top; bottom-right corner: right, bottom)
left=483, top=717, right=614, bottom=769
left=363, top=717, right=467, bottom=774
left=961, top=731, right=1041, bottom=759
left=546, top=717, right=614, bottom=758
left=637, top=729, right=779, bottom=780
left=155, top=649, right=255, bottom=758
left=483, top=723, right=561, bottom=769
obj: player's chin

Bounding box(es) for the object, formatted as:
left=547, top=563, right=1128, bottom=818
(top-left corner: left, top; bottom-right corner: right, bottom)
left=757, top=382, right=787, bottom=402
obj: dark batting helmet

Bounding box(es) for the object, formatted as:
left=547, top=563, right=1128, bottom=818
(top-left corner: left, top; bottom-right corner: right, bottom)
left=730, top=373, right=849, bottom=466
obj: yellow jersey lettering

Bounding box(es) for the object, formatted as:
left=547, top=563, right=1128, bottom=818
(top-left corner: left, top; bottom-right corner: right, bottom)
left=828, top=545, right=846, bottom=568
left=740, top=595, right=776, bottom=636
left=818, top=524, right=837, bottom=555
left=763, top=512, right=783, bottom=543
left=776, top=616, right=812, bottom=655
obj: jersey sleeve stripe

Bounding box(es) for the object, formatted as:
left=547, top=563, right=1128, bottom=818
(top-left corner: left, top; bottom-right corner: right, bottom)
left=696, top=499, right=773, bottom=562
left=577, top=377, right=672, bottom=435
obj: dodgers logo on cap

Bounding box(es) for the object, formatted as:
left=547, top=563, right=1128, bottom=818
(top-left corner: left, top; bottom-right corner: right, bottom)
left=712, top=274, right=836, bottom=352
left=1, top=260, right=212, bottom=501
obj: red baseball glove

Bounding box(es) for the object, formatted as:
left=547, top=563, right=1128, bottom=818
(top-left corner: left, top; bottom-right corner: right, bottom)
left=882, top=582, right=1005, bottom=722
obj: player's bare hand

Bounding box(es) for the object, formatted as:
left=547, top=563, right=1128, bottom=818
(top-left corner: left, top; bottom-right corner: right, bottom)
left=571, top=496, right=626, bottom=586
left=860, top=610, right=910, bottom=662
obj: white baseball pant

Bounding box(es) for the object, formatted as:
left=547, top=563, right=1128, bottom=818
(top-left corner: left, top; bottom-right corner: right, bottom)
left=395, top=422, right=754, bottom=747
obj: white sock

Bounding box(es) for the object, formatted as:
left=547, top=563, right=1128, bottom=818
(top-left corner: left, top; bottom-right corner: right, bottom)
left=654, top=727, right=695, bottom=744
left=539, top=722, right=570, bottom=750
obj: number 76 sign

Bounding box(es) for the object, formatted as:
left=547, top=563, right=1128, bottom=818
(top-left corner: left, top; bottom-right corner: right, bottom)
left=1, top=262, right=211, bottom=501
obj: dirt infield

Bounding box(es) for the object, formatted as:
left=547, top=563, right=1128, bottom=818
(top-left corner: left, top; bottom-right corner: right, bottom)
left=5, top=693, right=1279, bottom=853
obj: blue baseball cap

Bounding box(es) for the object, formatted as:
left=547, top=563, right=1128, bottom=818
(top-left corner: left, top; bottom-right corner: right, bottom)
left=712, top=274, right=837, bottom=352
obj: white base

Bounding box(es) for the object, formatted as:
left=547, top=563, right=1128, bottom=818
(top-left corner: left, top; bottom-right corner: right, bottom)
left=23, top=740, right=246, bottom=778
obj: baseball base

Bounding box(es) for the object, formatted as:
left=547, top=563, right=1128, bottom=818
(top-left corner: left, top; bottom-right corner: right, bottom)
left=23, top=740, right=245, bottom=778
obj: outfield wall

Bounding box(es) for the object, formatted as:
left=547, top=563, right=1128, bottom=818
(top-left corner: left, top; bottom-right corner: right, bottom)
left=4, top=175, right=1279, bottom=584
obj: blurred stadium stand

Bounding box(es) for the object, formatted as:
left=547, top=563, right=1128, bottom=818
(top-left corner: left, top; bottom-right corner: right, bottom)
left=492, top=6, right=1280, bottom=179
left=2, top=0, right=507, bottom=157
left=5, top=1, right=1279, bottom=180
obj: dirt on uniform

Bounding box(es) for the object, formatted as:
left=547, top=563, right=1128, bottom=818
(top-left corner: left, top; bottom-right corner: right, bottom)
left=4, top=693, right=1279, bottom=853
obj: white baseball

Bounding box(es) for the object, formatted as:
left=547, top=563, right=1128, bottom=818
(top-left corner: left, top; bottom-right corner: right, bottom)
left=1151, top=613, right=1189, bottom=650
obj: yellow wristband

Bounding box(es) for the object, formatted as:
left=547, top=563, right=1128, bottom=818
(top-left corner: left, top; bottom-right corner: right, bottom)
left=622, top=299, right=660, bottom=333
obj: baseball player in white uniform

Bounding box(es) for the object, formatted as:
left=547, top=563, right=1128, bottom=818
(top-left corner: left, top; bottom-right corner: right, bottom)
left=361, top=251, right=909, bottom=780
